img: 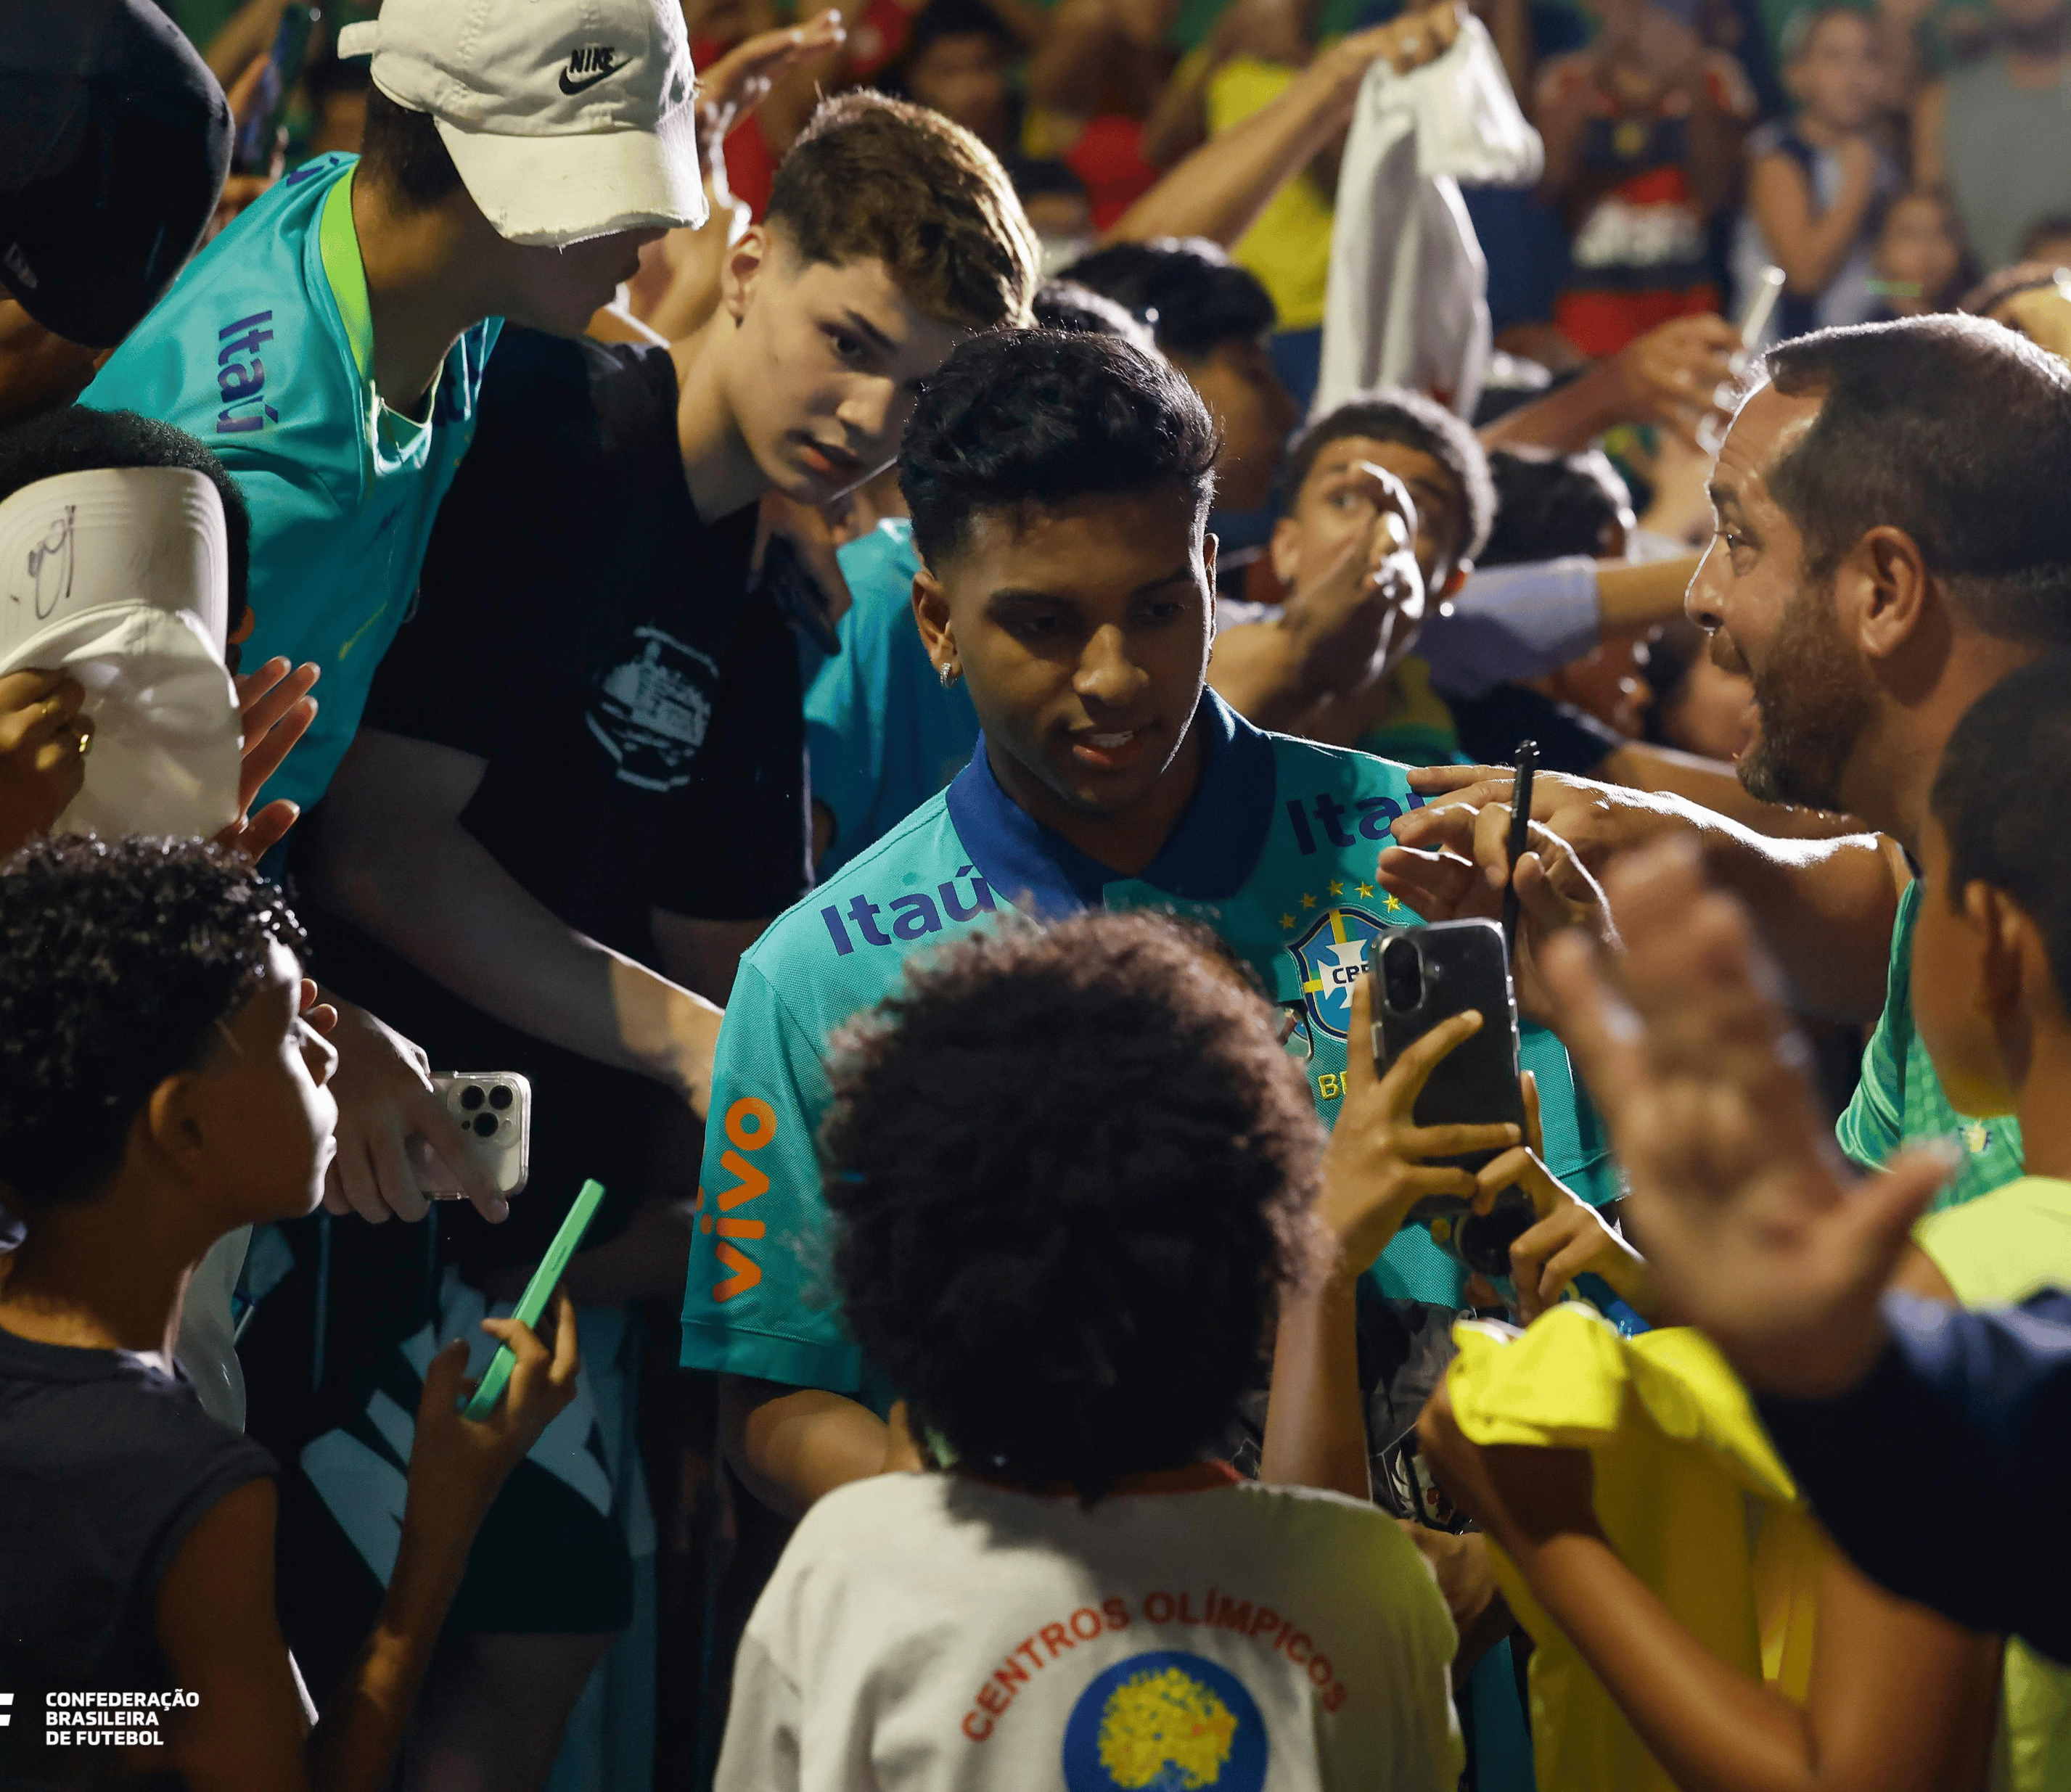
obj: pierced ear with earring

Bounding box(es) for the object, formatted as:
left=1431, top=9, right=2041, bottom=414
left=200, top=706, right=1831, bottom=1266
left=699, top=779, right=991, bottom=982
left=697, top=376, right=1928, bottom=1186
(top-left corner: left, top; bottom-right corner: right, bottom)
left=938, top=659, right=961, bottom=689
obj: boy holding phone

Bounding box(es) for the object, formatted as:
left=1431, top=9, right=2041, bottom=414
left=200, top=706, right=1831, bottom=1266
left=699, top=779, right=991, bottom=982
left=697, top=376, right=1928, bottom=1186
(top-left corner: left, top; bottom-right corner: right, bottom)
left=679, top=330, right=1618, bottom=1520
left=0, top=835, right=576, bottom=1788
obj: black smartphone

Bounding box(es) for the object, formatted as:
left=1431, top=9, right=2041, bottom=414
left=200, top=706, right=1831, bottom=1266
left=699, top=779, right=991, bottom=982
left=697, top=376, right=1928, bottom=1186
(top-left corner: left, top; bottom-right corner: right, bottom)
left=1366, top=918, right=1534, bottom=1277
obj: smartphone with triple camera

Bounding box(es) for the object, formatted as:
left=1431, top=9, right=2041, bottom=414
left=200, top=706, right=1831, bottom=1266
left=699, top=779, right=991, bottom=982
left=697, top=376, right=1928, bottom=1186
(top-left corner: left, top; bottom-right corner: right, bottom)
left=423, top=1072, right=531, bottom=1201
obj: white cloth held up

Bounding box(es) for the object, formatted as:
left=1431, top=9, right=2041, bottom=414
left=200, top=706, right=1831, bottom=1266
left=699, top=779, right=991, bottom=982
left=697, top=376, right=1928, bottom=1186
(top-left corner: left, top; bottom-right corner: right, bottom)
left=1316, top=16, right=1543, bottom=420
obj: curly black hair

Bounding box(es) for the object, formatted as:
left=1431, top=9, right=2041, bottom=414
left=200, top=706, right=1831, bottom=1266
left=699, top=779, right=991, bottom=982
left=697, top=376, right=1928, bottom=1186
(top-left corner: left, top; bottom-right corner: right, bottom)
left=900, top=328, right=1220, bottom=573
left=1030, top=279, right=1158, bottom=355
left=1281, top=388, right=1496, bottom=567
left=820, top=909, right=1323, bottom=1499
left=0, top=835, right=308, bottom=1210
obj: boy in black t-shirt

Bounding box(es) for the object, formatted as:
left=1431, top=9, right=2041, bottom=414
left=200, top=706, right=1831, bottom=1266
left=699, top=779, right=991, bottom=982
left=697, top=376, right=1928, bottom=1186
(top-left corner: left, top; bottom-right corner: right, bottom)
left=250, top=89, right=1039, bottom=1782
left=0, top=835, right=574, bottom=1791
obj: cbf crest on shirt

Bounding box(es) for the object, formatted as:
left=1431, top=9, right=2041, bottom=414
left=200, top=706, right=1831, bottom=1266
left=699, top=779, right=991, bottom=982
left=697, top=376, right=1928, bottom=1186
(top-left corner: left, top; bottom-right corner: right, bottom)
left=681, top=694, right=1615, bottom=1397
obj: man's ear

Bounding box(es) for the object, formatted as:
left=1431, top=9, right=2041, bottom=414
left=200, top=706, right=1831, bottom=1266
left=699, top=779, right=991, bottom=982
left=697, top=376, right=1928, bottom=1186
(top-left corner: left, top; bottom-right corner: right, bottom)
left=912, top=567, right=954, bottom=670
left=721, top=224, right=776, bottom=326
left=1202, top=530, right=1219, bottom=613
left=1438, top=557, right=1471, bottom=604
left=1850, top=525, right=1937, bottom=666
left=1268, top=516, right=1302, bottom=592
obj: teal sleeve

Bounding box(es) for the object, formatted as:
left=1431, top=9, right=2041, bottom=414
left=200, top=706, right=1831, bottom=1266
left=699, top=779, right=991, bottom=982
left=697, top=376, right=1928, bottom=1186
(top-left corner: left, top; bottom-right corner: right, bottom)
left=1836, top=884, right=1914, bottom=1172
left=680, top=960, right=863, bottom=1392
left=804, top=562, right=895, bottom=876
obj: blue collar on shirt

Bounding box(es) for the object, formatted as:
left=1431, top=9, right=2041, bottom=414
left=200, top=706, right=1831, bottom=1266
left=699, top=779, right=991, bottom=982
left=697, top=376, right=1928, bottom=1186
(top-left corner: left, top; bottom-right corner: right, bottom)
left=944, top=689, right=1278, bottom=918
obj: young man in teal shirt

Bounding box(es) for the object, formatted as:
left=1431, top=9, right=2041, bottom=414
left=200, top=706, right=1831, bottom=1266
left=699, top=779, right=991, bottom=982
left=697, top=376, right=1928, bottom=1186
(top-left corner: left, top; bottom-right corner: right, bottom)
left=683, top=330, right=1614, bottom=1516
left=81, top=0, right=708, bottom=816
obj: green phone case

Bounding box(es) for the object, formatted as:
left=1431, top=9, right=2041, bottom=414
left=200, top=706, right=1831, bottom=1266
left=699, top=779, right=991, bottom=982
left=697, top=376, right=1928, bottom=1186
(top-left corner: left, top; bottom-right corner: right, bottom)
left=462, top=1178, right=607, bottom=1421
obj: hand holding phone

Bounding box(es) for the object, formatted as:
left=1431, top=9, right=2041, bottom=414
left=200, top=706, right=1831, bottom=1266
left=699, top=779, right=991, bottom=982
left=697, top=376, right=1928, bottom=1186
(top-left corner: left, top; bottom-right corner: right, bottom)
left=464, top=1178, right=606, bottom=1419
left=1367, top=919, right=1537, bottom=1273
left=407, top=1288, right=581, bottom=1548
left=1313, top=971, right=1523, bottom=1278
left=422, top=1072, right=531, bottom=1201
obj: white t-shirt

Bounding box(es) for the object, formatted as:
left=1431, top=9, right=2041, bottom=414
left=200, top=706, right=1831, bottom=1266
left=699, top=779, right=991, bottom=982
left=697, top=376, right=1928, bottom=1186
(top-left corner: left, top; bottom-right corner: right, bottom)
left=715, top=1464, right=1463, bottom=1792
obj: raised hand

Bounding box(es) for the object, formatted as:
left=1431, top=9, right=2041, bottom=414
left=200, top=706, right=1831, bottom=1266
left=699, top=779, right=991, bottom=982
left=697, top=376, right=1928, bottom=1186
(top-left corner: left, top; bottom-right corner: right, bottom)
left=1477, top=1072, right=1653, bottom=1322
left=1536, top=839, right=1949, bottom=1397
left=214, top=656, right=319, bottom=860
left=1316, top=972, right=1522, bottom=1276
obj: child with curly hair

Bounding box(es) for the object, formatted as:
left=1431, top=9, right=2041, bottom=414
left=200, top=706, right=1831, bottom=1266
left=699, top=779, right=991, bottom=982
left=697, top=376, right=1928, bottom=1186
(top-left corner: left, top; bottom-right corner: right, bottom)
left=713, top=908, right=1469, bottom=1791
left=0, top=836, right=576, bottom=1791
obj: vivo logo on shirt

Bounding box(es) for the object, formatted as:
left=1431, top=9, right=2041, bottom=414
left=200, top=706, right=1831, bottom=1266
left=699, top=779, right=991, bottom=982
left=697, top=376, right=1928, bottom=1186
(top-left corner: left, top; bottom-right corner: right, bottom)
left=215, top=311, right=279, bottom=435
left=819, top=866, right=996, bottom=954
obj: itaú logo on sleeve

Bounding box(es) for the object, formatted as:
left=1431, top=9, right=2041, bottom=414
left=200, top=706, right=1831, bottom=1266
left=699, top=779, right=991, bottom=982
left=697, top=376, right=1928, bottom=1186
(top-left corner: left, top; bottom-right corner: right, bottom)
left=697, top=1098, right=777, bottom=1302
left=818, top=866, right=995, bottom=953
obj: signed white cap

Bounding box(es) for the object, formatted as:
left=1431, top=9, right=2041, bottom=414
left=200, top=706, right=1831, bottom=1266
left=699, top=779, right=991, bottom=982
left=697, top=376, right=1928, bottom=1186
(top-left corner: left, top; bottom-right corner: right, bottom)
left=0, top=466, right=239, bottom=839
left=337, top=0, right=707, bottom=247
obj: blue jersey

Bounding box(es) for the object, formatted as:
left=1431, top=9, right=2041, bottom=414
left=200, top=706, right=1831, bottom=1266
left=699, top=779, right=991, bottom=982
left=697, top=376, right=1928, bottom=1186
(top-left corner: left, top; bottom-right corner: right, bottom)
left=82, top=154, right=498, bottom=813
left=806, top=518, right=977, bottom=875
left=681, top=692, right=1615, bottom=1395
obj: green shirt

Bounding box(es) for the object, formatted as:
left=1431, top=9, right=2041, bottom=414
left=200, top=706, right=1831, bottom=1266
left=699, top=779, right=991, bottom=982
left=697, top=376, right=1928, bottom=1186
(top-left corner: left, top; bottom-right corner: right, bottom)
left=1836, top=879, right=2025, bottom=1208
left=680, top=691, right=1616, bottom=1394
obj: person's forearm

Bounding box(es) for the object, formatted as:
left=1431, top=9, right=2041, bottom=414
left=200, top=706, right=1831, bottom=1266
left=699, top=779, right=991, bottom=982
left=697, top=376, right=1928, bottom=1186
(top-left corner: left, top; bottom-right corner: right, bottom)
left=1260, top=1274, right=1371, bottom=1499
left=1479, top=362, right=1625, bottom=453
left=1681, top=83, right=1739, bottom=218
left=202, top=0, right=290, bottom=85
left=306, top=1521, right=469, bottom=1792
left=313, top=818, right=718, bottom=1106
left=1757, top=173, right=1877, bottom=297
left=1502, top=1529, right=1827, bottom=1792
left=1695, top=823, right=1899, bottom=1021
left=1106, top=54, right=1358, bottom=246
left=720, top=1378, right=900, bottom=1518
left=559, top=1199, right=695, bottom=1304
left=1595, top=555, right=1699, bottom=629
left=1601, top=742, right=1867, bottom=841
left=1760, top=1289, right=2071, bottom=1657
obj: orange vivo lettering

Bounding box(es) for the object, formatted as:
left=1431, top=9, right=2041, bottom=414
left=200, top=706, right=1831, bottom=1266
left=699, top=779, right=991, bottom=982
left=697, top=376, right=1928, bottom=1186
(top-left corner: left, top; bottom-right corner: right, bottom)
left=725, top=1098, right=778, bottom=1151
left=712, top=1241, right=761, bottom=1301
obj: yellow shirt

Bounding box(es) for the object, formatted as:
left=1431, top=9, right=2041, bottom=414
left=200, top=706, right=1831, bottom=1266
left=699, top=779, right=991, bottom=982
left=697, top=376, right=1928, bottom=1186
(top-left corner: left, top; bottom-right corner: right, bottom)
left=1445, top=1307, right=1824, bottom=1792
left=1205, top=56, right=1335, bottom=333
left=1916, top=1177, right=2071, bottom=1792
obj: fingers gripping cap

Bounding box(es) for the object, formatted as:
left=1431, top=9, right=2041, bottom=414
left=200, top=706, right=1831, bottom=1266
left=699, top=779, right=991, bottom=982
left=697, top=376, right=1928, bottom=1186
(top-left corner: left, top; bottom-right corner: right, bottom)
left=337, top=0, right=708, bottom=246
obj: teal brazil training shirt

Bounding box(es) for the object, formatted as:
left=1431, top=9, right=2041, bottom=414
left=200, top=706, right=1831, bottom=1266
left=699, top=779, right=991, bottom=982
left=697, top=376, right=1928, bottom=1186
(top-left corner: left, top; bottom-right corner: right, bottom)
left=680, top=691, right=1615, bottom=1397
left=81, top=153, right=498, bottom=815
left=806, top=518, right=976, bottom=876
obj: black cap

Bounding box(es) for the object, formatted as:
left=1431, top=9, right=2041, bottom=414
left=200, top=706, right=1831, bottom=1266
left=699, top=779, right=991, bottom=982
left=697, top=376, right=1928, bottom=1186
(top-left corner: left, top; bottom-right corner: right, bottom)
left=0, top=0, right=231, bottom=348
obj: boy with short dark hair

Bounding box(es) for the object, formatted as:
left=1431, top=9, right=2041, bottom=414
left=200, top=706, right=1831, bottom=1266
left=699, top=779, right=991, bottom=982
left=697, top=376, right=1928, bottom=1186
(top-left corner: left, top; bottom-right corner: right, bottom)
left=273, top=89, right=1038, bottom=1774
left=0, top=835, right=574, bottom=1790
left=681, top=329, right=1615, bottom=1518
left=715, top=910, right=1463, bottom=1790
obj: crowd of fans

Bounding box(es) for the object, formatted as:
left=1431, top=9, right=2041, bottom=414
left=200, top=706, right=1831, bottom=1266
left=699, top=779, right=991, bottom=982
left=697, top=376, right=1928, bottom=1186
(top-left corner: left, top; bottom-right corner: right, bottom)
left=4, top=0, right=2071, bottom=1785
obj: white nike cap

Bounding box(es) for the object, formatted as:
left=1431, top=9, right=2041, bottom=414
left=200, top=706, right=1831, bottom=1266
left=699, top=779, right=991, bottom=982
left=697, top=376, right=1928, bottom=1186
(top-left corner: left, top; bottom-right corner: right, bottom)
left=337, top=0, right=708, bottom=247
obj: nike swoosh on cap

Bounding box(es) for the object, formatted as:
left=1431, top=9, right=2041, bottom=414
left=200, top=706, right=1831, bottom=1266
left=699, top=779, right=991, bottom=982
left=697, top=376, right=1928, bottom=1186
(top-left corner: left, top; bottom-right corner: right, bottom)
left=558, top=54, right=619, bottom=94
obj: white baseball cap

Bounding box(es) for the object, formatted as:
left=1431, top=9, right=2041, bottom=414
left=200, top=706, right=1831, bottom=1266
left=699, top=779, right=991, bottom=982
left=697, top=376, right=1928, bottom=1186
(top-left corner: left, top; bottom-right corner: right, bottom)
left=337, top=0, right=708, bottom=247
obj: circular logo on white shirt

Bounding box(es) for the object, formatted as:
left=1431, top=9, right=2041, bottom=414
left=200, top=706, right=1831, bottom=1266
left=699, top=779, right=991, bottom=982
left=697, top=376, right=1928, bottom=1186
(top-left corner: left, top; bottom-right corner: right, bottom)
left=1061, top=1651, right=1267, bottom=1791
